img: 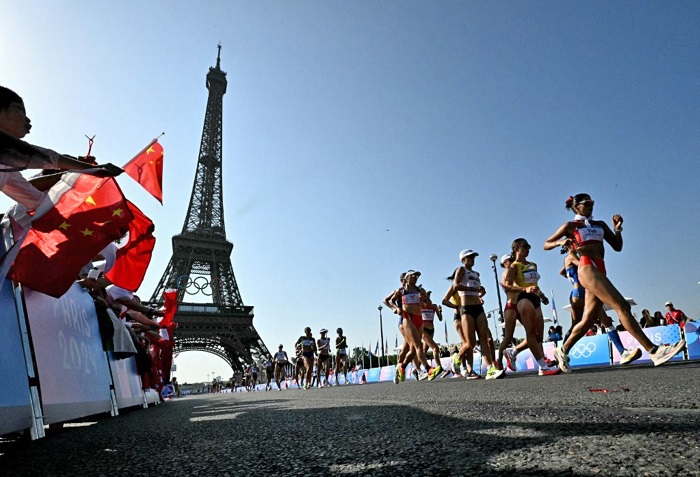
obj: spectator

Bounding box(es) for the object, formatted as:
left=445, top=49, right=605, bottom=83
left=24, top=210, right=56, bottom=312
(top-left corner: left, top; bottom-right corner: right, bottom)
left=664, top=302, right=689, bottom=329
left=0, top=86, right=119, bottom=212
left=640, top=309, right=655, bottom=328
left=654, top=311, right=666, bottom=326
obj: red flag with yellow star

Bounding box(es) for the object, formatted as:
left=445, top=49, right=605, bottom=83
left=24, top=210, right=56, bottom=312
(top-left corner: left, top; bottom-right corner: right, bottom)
left=9, top=173, right=132, bottom=297
left=104, top=200, right=155, bottom=292
left=123, top=139, right=163, bottom=204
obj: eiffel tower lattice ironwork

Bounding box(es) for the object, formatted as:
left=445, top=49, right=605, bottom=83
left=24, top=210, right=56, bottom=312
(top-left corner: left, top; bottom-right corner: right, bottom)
left=149, top=46, right=269, bottom=372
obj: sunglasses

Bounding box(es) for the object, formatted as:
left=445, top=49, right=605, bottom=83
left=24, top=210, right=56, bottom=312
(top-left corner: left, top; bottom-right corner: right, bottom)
left=577, top=199, right=595, bottom=206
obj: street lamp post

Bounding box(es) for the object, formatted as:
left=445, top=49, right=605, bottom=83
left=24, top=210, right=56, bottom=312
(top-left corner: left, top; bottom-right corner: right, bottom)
left=378, top=305, right=385, bottom=361
left=489, top=254, right=505, bottom=337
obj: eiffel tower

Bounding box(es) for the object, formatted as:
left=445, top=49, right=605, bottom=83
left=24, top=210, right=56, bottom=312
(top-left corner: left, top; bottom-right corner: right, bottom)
left=149, top=46, right=269, bottom=373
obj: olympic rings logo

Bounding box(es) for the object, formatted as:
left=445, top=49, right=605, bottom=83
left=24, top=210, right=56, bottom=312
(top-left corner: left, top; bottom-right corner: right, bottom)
left=570, top=342, right=597, bottom=359
left=176, top=275, right=222, bottom=296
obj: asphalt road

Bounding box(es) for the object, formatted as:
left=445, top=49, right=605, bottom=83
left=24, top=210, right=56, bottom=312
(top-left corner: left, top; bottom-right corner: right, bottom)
left=2, top=361, right=699, bottom=476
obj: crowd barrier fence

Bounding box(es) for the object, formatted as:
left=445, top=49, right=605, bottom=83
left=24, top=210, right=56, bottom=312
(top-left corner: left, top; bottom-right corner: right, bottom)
left=1, top=228, right=159, bottom=440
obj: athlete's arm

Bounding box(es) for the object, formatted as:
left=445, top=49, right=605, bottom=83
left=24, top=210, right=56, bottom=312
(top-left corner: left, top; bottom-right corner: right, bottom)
left=602, top=215, right=623, bottom=251
left=441, top=284, right=457, bottom=309
left=452, top=267, right=474, bottom=292
left=384, top=290, right=401, bottom=314
left=544, top=223, right=572, bottom=251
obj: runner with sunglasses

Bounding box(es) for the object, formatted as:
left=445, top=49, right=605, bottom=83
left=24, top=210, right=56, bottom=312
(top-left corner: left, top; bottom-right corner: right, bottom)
left=503, top=239, right=560, bottom=376
left=544, top=194, right=685, bottom=372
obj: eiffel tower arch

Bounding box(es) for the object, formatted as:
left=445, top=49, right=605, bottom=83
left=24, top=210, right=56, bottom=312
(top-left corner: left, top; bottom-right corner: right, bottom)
left=149, top=46, right=269, bottom=373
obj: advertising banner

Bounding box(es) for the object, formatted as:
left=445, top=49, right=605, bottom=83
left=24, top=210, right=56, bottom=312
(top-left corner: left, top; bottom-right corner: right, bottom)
left=366, top=367, right=381, bottom=383
left=24, top=283, right=113, bottom=424
left=0, top=279, right=34, bottom=436
left=568, top=334, right=611, bottom=368
left=685, top=322, right=700, bottom=360
left=108, top=353, right=144, bottom=409
left=612, top=324, right=683, bottom=364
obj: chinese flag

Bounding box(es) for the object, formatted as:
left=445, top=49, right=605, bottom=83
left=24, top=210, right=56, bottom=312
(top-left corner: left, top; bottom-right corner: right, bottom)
left=160, top=288, right=179, bottom=328
left=123, top=140, right=163, bottom=204
left=9, top=173, right=132, bottom=297
left=104, top=200, right=156, bottom=292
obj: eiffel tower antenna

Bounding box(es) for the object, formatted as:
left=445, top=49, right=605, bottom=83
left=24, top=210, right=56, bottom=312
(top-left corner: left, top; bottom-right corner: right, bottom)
left=149, top=46, right=269, bottom=372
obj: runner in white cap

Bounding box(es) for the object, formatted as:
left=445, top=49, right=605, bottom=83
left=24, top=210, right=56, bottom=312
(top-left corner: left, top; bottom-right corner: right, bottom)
left=544, top=193, right=685, bottom=372
left=453, top=250, right=504, bottom=380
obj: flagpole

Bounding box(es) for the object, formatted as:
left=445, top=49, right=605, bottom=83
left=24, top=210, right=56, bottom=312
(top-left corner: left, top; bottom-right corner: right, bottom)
left=126, top=132, right=165, bottom=164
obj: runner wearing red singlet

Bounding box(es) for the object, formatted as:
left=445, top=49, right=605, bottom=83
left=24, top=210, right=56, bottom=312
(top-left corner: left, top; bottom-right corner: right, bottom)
left=419, top=288, right=444, bottom=379
left=498, top=254, right=530, bottom=372
left=384, top=272, right=421, bottom=383
left=544, top=194, right=685, bottom=372
left=503, top=239, right=560, bottom=376
left=453, top=250, right=504, bottom=380
left=385, top=270, right=436, bottom=383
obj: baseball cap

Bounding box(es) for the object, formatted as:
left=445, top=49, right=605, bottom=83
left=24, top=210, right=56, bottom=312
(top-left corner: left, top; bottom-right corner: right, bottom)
left=459, top=249, right=479, bottom=260
left=399, top=272, right=406, bottom=280
left=320, top=328, right=328, bottom=333
left=664, top=301, right=673, bottom=307
left=405, top=269, right=421, bottom=277
left=500, top=254, right=512, bottom=265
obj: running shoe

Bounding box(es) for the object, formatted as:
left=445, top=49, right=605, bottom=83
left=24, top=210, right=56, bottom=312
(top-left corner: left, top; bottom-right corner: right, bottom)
left=439, top=368, right=451, bottom=379
left=545, top=357, right=558, bottom=367
left=465, top=370, right=480, bottom=380
left=553, top=346, right=571, bottom=374
left=452, top=353, right=462, bottom=368
left=619, top=347, right=642, bottom=365
left=412, top=369, right=420, bottom=381
left=417, top=371, right=429, bottom=381
left=428, top=365, right=442, bottom=381
left=393, top=367, right=400, bottom=384
left=538, top=366, right=561, bottom=376
left=650, top=340, right=686, bottom=366
left=451, top=360, right=461, bottom=376
left=504, top=348, right=517, bottom=372
left=486, top=366, right=505, bottom=380
left=398, top=365, right=406, bottom=382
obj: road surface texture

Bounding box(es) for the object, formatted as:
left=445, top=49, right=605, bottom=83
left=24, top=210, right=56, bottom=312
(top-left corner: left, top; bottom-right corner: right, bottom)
left=2, top=362, right=699, bottom=476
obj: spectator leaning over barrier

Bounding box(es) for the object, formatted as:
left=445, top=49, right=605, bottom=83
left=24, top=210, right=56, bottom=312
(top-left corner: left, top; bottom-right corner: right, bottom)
left=106, top=283, right=165, bottom=327
left=640, top=309, right=656, bottom=328
left=664, top=302, right=690, bottom=329
left=0, top=86, right=120, bottom=214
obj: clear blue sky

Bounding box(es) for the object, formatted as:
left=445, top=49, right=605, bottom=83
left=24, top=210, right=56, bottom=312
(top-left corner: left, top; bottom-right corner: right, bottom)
left=3, top=2, right=699, bottom=383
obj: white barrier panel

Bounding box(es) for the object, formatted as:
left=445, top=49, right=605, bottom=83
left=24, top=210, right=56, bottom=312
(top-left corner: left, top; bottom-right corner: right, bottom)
left=0, top=279, right=33, bottom=435
left=144, top=389, right=160, bottom=405
left=108, top=353, right=145, bottom=409
left=24, top=283, right=113, bottom=424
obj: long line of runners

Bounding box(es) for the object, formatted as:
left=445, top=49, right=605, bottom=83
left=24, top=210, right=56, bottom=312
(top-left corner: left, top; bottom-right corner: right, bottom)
left=243, top=193, right=686, bottom=389
left=383, top=193, right=686, bottom=382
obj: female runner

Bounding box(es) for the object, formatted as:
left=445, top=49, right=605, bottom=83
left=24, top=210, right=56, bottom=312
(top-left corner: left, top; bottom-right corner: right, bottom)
left=274, top=345, right=289, bottom=391
left=334, top=328, right=349, bottom=385
left=559, top=242, right=640, bottom=365
left=385, top=270, right=436, bottom=382
left=317, top=329, right=332, bottom=387
left=498, top=254, right=530, bottom=372
left=295, top=327, right=317, bottom=389
left=420, top=288, right=444, bottom=378
left=453, top=250, right=503, bottom=380
left=544, top=193, right=685, bottom=371
left=503, top=239, right=560, bottom=376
